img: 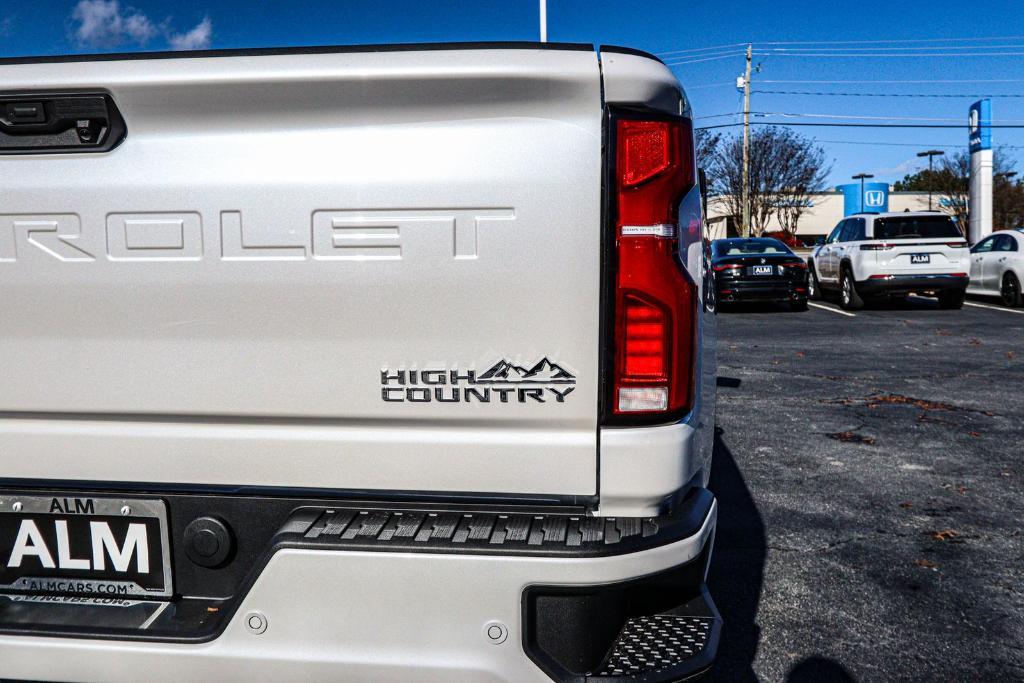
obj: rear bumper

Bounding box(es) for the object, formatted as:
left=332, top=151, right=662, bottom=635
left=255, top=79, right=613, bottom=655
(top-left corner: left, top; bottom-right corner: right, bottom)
left=718, top=279, right=806, bottom=302
left=0, top=490, right=719, bottom=682
left=857, top=273, right=969, bottom=296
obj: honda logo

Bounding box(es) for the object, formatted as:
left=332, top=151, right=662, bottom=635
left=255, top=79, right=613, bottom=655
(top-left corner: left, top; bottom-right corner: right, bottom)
left=864, top=190, right=885, bottom=208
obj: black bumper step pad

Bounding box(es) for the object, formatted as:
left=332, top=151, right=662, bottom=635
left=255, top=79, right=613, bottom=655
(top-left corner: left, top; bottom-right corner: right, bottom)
left=595, top=614, right=715, bottom=678
left=292, top=487, right=714, bottom=557
left=524, top=547, right=720, bottom=682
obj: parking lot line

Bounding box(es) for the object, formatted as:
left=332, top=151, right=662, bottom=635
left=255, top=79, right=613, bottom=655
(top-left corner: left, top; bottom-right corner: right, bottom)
left=964, top=301, right=1024, bottom=315
left=808, top=302, right=856, bottom=317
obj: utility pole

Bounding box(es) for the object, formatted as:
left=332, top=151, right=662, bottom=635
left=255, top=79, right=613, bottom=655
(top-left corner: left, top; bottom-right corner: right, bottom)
left=852, top=173, right=874, bottom=212
left=741, top=43, right=752, bottom=237
left=916, top=149, right=944, bottom=211
left=539, top=0, right=547, bottom=42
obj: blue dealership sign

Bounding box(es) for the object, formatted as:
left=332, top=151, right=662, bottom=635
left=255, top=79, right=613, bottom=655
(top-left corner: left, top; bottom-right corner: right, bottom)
left=837, top=182, right=889, bottom=216
left=969, top=99, right=991, bottom=152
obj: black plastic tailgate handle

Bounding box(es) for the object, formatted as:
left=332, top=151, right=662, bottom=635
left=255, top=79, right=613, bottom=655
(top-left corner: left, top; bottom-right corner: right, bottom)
left=0, top=92, right=126, bottom=154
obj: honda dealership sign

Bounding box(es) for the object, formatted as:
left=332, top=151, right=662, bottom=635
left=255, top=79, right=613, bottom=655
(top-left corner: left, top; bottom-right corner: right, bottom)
left=838, top=182, right=889, bottom=216
left=968, top=99, right=993, bottom=244
left=969, top=99, right=992, bottom=153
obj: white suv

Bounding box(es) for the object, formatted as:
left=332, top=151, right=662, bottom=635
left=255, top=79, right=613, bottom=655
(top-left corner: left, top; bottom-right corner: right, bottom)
left=808, top=211, right=970, bottom=310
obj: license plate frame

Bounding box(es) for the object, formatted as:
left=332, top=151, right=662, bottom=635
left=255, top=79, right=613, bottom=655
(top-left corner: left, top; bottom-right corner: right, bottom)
left=752, top=265, right=773, bottom=275
left=910, top=253, right=931, bottom=264
left=0, top=494, right=173, bottom=598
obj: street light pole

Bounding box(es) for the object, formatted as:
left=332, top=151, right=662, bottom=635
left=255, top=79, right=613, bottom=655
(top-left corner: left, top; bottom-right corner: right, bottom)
left=852, top=173, right=874, bottom=213
left=539, top=0, right=547, bottom=42
left=916, top=149, right=945, bottom=211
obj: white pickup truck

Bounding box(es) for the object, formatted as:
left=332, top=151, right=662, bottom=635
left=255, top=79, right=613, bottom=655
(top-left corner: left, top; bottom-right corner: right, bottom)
left=0, top=42, right=718, bottom=682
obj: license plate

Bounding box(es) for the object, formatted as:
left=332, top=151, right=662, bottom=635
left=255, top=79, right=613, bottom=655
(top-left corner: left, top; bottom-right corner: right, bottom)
left=910, top=253, right=930, bottom=264
left=752, top=265, right=773, bottom=275
left=0, top=495, right=172, bottom=598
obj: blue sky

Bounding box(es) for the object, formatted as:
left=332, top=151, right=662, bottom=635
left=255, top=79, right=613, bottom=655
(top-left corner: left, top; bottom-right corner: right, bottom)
left=2, top=0, right=1023, bottom=185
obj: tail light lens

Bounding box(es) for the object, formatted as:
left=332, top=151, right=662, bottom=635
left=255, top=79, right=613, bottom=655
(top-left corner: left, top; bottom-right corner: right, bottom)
left=609, top=117, right=699, bottom=419
left=860, top=243, right=893, bottom=251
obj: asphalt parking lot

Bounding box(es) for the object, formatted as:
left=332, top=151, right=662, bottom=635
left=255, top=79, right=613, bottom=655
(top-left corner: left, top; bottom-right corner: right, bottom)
left=706, top=296, right=1024, bottom=681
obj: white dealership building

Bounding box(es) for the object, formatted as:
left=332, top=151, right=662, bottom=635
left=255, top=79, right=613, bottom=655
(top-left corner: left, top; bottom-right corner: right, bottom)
left=706, top=190, right=940, bottom=244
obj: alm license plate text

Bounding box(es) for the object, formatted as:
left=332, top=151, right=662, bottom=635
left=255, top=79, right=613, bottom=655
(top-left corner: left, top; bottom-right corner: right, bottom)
left=752, top=265, right=773, bottom=275
left=910, top=253, right=931, bottom=264
left=0, top=494, right=172, bottom=598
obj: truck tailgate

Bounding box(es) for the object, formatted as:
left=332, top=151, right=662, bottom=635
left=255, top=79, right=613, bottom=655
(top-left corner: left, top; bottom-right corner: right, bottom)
left=0, top=47, right=603, bottom=497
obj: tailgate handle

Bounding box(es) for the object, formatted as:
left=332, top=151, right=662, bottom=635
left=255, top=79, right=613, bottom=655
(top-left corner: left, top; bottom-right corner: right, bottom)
left=0, top=92, right=126, bottom=154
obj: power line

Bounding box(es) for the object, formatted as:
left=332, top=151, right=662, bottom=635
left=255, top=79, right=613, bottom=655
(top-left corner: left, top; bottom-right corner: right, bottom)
left=758, top=112, right=970, bottom=122
left=810, top=140, right=960, bottom=148
left=762, top=43, right=1024, bottom=52
left=660, top=48, right=746, bottom=60
left=694, top=113, right=743, bottom=120
left=753, top=89, right=1024, bottom=98
left=663, top=53, right=747, bottom=65
left=702, top=111, right=1024, bottom=123
left=759, top=78, right=1024, bottom=84
left=807, top=139, right=1024, bottom=150
left=696, top=121, right=1024, bottom=130
left=659, top=35, right=1024, bottom=56
left=656, top=42, right=750, bottom=56
left=685, top=82, right=737, bottom=90
left=756, top=35, right=1024, bottom=46
left=755, top=50, right=1024, bottom=58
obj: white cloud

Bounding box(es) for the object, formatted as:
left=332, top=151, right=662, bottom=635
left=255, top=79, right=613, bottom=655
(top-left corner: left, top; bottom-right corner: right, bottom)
left=122, top=11, right=158, bottom=43
left=869, top=157, right=920, bottom=178
left=70, top=1, right=212, bottom=50
left=168, top=17, right=212, bottom=51
left=72, top=0, right=156, bottom=48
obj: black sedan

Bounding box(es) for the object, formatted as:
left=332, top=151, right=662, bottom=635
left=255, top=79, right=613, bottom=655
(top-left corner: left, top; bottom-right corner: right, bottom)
left=710, top=237, right=809, bottom=311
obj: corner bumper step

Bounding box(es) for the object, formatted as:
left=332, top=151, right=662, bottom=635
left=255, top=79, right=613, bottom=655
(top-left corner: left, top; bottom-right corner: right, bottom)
left=592, top=590, right=720, bottom=681
left=524, top=538, right=720, bottom=682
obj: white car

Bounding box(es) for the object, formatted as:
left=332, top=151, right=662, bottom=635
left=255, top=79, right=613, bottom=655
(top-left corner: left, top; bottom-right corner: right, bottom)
left=808, top=211, right=970, bottom=310
left=967, top=229, right=1024, bottom=307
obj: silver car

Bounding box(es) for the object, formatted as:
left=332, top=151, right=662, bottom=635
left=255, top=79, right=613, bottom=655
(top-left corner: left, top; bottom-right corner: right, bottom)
left=967, top=229, right=1024, bottom=307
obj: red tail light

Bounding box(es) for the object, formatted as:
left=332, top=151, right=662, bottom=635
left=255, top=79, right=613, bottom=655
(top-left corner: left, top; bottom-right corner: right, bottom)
left=860, top=243, right=893, bottom=251
left=609, top=117, right=698, bottom=419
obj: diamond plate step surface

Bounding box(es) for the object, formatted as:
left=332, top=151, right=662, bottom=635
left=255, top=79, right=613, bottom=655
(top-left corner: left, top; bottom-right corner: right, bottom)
left=595, top=615, right=715, bottom=678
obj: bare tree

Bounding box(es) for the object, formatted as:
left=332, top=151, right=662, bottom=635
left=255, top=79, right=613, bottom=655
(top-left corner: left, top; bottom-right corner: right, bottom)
left=707, top=126, right=830, bottom=236
left=894, top=150, right=1024, bottom=231
left=695, top=129, right=721, bottom=171
left=774, top=140, right=830, bottom=236
left=994, top=174, right=1024, bottom=231
left=936, top=151, right=969, bottom=228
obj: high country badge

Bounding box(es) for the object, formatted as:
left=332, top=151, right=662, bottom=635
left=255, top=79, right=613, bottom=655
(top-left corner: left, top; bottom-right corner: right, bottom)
left=381, top=358, right=576, bottom=404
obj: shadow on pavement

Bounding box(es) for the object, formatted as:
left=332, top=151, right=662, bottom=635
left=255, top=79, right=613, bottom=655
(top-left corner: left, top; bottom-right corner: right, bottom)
left=718, top=302, right=801, bottom=315
left=786, top=656, right=857, bottom=682
left=707, top=427, right=767, bottom=681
